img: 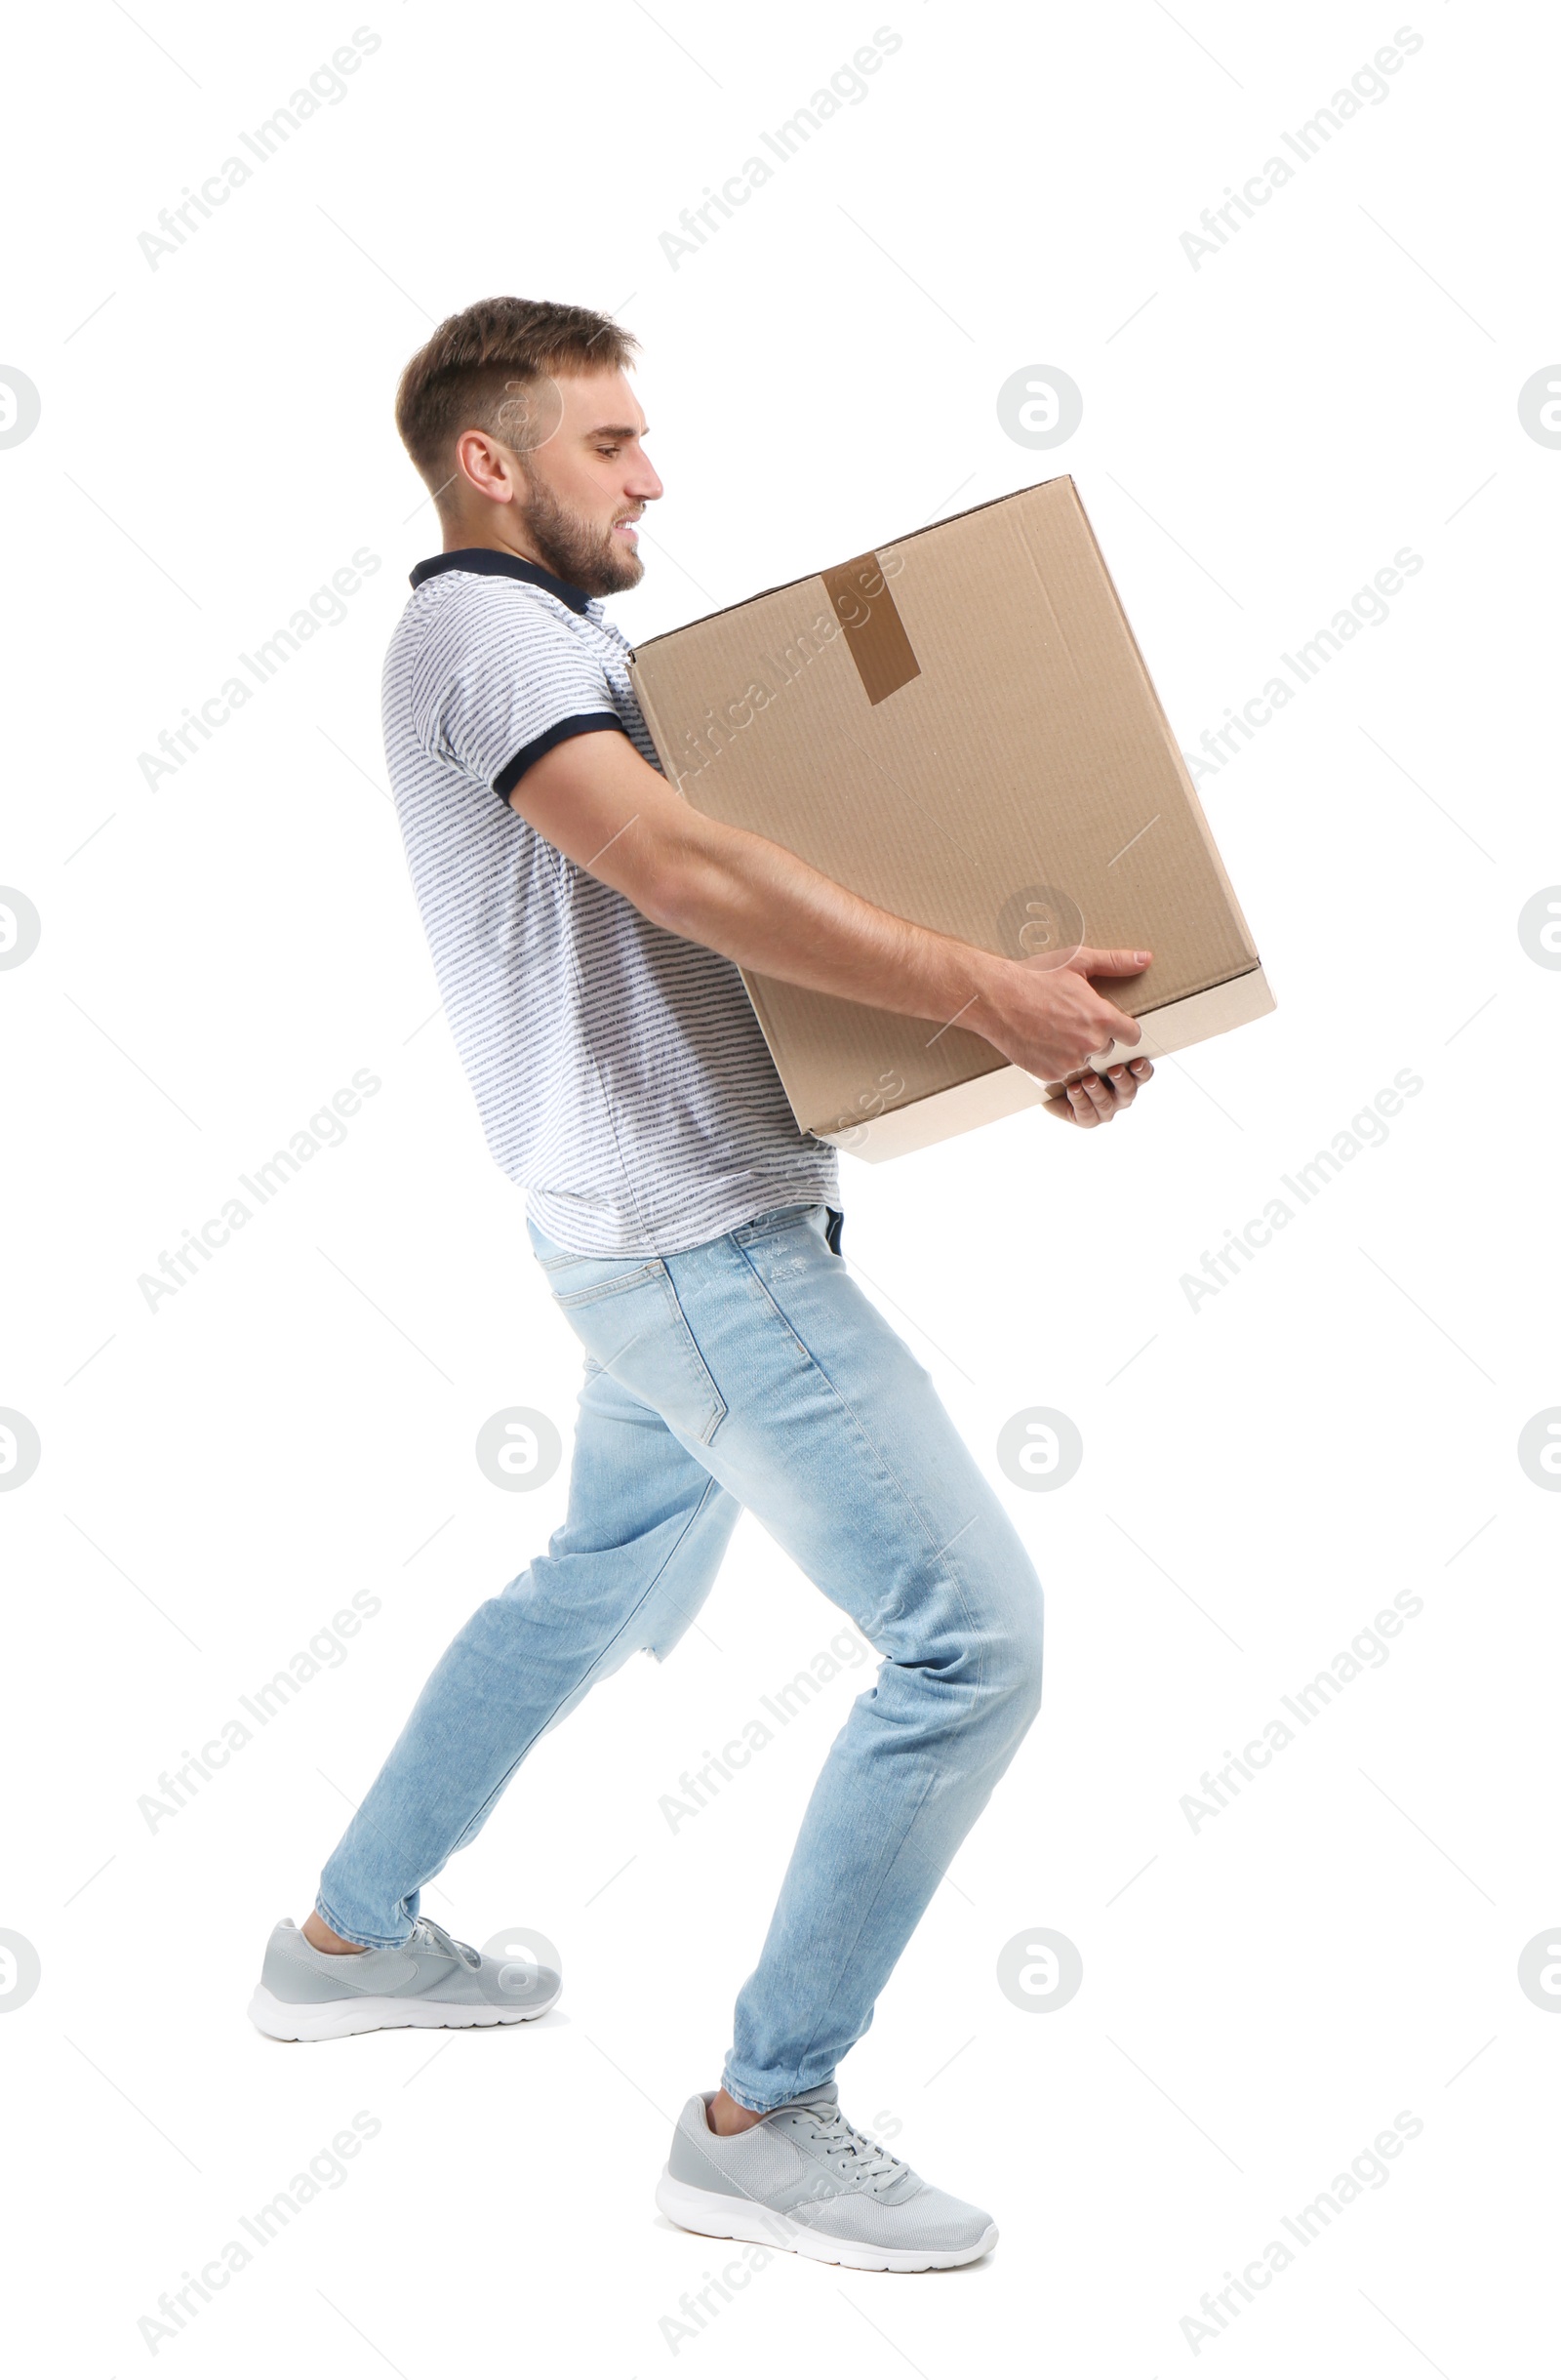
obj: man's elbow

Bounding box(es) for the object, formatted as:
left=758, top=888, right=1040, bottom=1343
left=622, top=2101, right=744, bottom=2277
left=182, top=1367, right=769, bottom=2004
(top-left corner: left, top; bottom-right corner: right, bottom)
left=610, top=830, right=724, bottom=945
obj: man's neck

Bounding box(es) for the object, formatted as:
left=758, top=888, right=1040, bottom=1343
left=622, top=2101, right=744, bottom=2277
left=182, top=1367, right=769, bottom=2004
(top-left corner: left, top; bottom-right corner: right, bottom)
left=441, top=520, right=545, bottom=566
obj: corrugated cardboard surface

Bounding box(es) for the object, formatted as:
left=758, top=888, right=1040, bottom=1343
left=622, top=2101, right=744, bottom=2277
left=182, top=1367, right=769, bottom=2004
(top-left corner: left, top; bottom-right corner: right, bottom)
left=628, top=475, right=1264, bottom=1145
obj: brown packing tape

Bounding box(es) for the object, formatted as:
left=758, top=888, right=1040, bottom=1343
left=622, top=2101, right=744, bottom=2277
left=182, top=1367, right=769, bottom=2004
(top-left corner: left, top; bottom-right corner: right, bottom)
left=820, top=552, right=921, bottom=706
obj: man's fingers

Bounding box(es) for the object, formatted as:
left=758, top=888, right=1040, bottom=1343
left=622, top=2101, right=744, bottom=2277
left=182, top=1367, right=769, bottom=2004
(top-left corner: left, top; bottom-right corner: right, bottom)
left=1087, top=995, right=1143, bottom=1052
left=1042, top=1055, right=1154, bottom=1099
left=1075, top=945, right=1152, bottom=978
left=1059, top=1072, right=1114, bottom=1126
left=1044, top=1058, right=1156, bottom=1125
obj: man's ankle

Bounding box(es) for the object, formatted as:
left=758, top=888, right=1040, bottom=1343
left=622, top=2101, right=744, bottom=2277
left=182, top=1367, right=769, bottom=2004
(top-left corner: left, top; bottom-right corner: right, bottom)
left=301, top=1910, right=367, bottom=1956
left=707, top=2087, right=764, bottom=2136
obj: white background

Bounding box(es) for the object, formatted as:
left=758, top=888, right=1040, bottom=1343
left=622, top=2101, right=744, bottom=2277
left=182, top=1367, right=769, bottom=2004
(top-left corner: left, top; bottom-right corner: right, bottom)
left=3, top=1, right=1558, bottom=2371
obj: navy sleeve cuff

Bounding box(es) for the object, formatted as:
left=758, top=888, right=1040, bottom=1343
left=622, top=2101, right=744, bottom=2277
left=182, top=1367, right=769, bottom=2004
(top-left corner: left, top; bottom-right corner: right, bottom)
left=495, top=712, right=628, bottom=799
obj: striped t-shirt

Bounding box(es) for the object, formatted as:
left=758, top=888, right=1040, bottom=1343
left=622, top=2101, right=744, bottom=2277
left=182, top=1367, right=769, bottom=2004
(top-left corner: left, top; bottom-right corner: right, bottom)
left=381, top=549, right=839, bottom=1257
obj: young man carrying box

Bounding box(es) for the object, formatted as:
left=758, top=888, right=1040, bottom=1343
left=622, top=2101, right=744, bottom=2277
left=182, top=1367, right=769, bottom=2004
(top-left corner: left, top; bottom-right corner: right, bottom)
left=250, top=298, right=1154, bottom=2272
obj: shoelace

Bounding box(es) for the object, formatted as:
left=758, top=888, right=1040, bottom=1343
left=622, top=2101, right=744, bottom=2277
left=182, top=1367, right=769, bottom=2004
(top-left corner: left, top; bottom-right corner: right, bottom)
left=409, top=1916, right=481, bottom=1969
left=800, top=2104, right=905, bottom=2189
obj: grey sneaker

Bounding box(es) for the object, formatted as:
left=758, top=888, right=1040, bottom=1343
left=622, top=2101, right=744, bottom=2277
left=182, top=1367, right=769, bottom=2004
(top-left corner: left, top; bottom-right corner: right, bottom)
left=655, top=2086, right=997, bottom=2272
left=248, top=1916, right=561, bottom=2042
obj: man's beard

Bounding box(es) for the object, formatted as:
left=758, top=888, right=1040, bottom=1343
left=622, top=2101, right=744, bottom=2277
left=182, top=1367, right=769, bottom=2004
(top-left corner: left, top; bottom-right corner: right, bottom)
left=515, top=473, right=644, bottom=597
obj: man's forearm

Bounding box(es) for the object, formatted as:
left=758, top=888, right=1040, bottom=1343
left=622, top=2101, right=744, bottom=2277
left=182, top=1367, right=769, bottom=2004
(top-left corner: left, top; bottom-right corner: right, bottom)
left=645, top=812, right=1002, bottom=1040
left=513, top=729, right=1143, bottom=1081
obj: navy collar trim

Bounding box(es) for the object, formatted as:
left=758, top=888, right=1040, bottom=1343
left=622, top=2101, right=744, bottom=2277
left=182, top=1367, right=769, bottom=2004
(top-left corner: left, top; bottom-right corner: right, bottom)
left=409, top=548, right=593, bottom=614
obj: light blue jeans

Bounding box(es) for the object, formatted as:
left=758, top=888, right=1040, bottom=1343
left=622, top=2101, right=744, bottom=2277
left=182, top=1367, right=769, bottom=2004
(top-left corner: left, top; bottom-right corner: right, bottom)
left=318, top=1200, right=1044, bottom=2114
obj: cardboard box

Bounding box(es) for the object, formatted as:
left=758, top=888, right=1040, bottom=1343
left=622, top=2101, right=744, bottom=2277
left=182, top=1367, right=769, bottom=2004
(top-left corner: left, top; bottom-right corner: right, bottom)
left=627, top=475, right=1273, bottom=1160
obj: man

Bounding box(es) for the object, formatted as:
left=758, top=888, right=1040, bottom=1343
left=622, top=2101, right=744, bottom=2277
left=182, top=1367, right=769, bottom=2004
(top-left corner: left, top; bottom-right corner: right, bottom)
left=250, top=297, right=1153, bottom=2272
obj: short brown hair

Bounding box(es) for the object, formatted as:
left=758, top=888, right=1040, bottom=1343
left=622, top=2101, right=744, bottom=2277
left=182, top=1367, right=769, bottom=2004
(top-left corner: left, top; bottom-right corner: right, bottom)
left=394, top=296, right=639, bottom=499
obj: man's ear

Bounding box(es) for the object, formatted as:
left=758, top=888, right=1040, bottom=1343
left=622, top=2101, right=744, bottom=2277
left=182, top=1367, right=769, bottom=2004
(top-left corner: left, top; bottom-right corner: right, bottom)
left=453, top=426, right=524, bottom=507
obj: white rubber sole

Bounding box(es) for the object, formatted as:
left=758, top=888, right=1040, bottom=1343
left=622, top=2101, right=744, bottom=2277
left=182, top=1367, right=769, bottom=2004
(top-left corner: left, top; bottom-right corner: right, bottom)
left=654, top=2168, right=998, bottom=2272
left=247, top=1980, right=561, bottom=2042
